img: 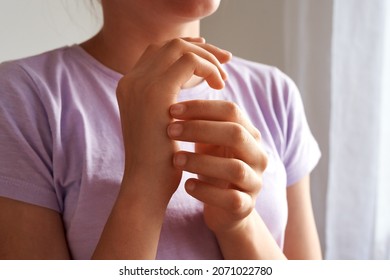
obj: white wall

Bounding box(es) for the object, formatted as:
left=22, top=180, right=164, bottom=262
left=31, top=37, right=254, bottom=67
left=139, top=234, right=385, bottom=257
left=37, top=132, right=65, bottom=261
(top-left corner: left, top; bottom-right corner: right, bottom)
left=0, top=0, right=101, bottom=62
left=281, top=0, right=333, bottom=257
left=201, top=0, right=285, bottom=70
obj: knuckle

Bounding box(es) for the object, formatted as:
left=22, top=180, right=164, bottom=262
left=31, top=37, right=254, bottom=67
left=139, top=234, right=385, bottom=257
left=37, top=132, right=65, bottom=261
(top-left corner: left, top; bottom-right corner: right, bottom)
left=229, top=123, right=248, bottom=145
left=228, top=192, right=253, bottom=219
left=254, top=175, right=263, bottom=194
left=167, top=38, right=184, bottom=50
left=230, top=160, right=247, bottom=183
left=116, top=76, right=137, bottom=101
left=226, top=102, right=242, bottom=121
left=181, top=52, right=198, bottom=65
left=252, top=127, right=262, bottom=142
left=229, top=191, right=246, bottom=214
left=145, top=43, right=159, bottom=53
left=259, top=150, right=269, bottom=171
left=250, top=146, right=268, bottom=172
left=250, top=151, right=267, bottom=183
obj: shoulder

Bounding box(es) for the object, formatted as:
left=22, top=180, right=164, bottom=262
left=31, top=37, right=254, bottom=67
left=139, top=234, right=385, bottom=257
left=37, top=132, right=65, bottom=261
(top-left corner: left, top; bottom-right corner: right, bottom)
left=223, top=56, right=299, bottom=109
left=0, top=46, right=75, bottom=86
left=0, top=48, right=67, bottom=113
left=1, top=45, right=121, bottom=98
left=1, top=46, right=72, bottom=70
left=221, top=57, right=316, bottom=165
left=0, top=46, right=80, bottom=101
left=0, top=47, right=83, bottom=140
left=224, top=56, right=296, bottom=90
left=223, top=56, right=301, bottom=121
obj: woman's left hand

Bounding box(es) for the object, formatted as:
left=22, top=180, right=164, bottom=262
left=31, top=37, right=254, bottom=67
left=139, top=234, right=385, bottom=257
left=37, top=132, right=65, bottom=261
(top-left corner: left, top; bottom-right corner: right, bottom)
left=167, top=100, right=268, bottom=234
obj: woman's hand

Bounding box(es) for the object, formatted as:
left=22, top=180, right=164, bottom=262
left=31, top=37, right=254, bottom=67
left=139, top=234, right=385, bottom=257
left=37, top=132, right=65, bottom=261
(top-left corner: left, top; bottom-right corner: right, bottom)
left=168, top=100, right=268, bottom=234
left=116, top=38, right=231, bottom=205
left=93, top=39, right=231, bottom=259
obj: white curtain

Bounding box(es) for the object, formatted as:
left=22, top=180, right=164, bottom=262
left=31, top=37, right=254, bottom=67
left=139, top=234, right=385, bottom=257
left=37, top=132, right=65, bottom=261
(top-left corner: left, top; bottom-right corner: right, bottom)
left=284, top=0, right=390, bottom=259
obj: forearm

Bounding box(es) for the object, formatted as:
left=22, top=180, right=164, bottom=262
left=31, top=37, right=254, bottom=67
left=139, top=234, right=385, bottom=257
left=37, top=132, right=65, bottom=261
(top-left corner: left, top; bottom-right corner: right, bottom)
left=92, top=176, right=170, bottom=260
left=215, top=211, right=287, bottom=260
left=283, top=176, right=322, bottom=260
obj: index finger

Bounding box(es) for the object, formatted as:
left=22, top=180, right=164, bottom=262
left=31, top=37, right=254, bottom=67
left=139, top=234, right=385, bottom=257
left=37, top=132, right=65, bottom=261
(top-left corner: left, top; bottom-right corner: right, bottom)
left=169, top=100, right=262, bottom=141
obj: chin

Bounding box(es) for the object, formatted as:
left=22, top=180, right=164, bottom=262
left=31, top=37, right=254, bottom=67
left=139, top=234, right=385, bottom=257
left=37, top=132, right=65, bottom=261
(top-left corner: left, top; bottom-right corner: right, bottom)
left=171, top=0, right=221, bottom=20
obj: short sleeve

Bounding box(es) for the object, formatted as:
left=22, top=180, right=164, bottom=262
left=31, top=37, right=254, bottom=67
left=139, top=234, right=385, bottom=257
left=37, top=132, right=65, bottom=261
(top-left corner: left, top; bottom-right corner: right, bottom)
left=0, top=62, right=60, bottom=212
left=278, top=70, right=321, bottom=186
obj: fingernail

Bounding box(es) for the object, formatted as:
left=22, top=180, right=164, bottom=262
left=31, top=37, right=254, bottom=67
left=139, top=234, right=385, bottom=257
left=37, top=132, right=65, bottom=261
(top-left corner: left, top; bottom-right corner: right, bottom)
left=174, top=153, right=187, bottom=167
left=168, top=123, right=183, bottom=137
left=170, top=104, right=186, bottom=116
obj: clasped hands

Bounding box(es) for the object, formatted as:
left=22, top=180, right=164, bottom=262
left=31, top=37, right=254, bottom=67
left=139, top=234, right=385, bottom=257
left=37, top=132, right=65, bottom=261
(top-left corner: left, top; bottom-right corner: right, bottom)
left=116, top=37, right=268, bottom=235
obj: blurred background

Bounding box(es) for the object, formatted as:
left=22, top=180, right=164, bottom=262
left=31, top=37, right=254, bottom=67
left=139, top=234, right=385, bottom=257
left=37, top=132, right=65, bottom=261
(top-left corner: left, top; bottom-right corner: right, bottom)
left=1, top=0, right=389, bottom=259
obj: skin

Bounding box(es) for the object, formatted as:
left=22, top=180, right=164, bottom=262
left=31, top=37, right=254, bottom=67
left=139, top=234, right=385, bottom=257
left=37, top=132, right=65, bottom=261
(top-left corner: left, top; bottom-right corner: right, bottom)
left=0, top=0, right=322, bottom=259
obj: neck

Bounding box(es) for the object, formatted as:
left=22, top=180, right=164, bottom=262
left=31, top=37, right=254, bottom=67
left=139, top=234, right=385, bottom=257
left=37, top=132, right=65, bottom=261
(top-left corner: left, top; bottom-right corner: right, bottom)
left=81, top=17, right=200, bottom=76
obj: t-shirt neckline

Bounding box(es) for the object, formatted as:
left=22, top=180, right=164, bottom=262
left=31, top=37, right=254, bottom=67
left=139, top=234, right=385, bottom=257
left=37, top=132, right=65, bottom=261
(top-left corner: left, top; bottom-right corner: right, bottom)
left=70, top=44, right=211, bottom=96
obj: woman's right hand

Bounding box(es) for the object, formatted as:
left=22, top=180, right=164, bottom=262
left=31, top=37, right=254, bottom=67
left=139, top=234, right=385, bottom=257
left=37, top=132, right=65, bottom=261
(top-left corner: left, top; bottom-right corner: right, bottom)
left=93, top=38, right=231, bottom=259
left=116, top=37, right=231, bottom=206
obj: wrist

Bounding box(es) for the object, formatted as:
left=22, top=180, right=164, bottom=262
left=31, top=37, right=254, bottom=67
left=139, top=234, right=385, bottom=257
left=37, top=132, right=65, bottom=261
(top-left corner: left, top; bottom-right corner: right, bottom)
left=213, top=211, right=286, bottom=260
left=212, top=210, right=256, bottom=240
left=93, top=178, right=170, bottom=259
left=120, top=163, right=182, bottom=208
left=119, top=173, right=171, bottom=213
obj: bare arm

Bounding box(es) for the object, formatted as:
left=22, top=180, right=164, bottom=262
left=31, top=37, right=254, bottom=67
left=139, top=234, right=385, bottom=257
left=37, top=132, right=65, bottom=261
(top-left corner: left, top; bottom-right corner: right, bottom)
left=91, top=38, right=231, bottom=259
left=0, top=197, right=70, bottom=259
left=168, top=99, right=322, bottom=259
left=0, top=39, right=231, bottom=260
left=283, top=176, right=322, bottom=259
left=212, top=210, right=287, bottom=259
left=214, top=176, right=321, bottom=260
left=168, top=100, right=287, bottom=259
left=91, top=173, right=172, bottom=259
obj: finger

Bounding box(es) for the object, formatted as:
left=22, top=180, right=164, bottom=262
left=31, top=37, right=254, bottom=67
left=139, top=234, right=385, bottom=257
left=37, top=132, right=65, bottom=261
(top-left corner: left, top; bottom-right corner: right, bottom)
left=173, top=151, right=262, bottom=194
left=161, top=52, right=225, bottom=90
left=135, top=37, right=207, bottom=67
left=191, top=42, right=232, bottom=64
left=168, top=120, right=265, bottom=167
left=170, top=100, right=261, bottom=141
left=178, top=38, right=232, bottom=66
left=181, top=37, right=206, bottom=44
left=185, top=179, right=254, bottom=219
left=156, top=38, right=229, bottom=80
left=177, top=37, right=232, bottom=64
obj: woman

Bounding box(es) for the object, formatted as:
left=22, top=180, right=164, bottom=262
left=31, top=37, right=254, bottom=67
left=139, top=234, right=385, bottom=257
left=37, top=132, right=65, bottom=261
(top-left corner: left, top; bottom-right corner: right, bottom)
left=0, top=0, right=322, bottom=259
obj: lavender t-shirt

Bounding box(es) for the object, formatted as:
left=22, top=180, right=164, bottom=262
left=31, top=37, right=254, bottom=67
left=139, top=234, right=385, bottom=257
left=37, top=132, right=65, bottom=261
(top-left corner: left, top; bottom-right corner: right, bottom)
left=0, top=45, right=320, bottom=259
